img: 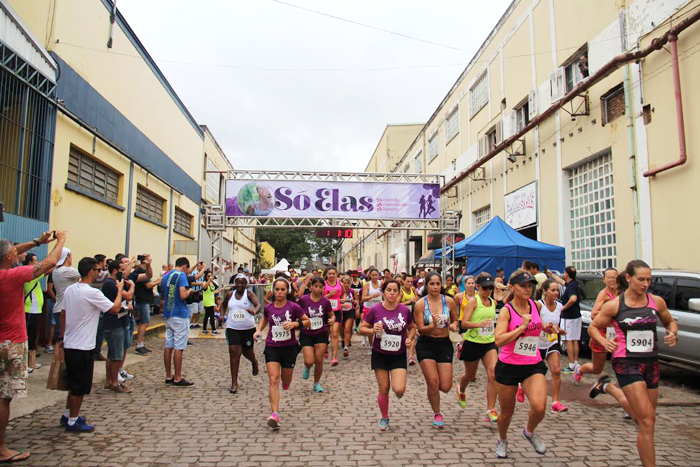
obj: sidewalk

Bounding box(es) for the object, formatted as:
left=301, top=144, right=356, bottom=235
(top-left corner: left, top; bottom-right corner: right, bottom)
left=10, top=313, right=166, bottom=421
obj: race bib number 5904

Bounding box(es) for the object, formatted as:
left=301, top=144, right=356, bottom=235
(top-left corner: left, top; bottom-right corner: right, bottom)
left=626, top=330, right=653, bottom=353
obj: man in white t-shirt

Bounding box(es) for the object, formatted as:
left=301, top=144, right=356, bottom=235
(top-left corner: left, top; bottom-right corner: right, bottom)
left=62, top=257, right=123, bottom=433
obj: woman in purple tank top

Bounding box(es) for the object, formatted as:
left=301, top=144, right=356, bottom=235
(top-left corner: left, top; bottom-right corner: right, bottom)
left=589, top=260, right=678, bottom=467
left=493, top=270, right=554, bottom=459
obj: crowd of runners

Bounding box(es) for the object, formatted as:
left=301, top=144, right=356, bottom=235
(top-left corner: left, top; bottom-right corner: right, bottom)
left=0, top=231, right=679, bottom=466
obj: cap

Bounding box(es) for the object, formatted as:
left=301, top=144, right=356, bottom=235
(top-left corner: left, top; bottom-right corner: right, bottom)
left=496, top=267, right=504, bottom=272
left=244, top=269, right=249, bottom=273
left=57, top=248, right=71, bottom=267
left=400, top=268, right=407, bottom=274
left=357, top=267, right=363, bottom=272
left=476, top=276, right=494, bottom=288
left=509, top=271, right=538, bottom=286
left=318, top=269, right=323, bottom=273
left=234, top=273, right=249, bottom=285
left=349, top=270, right=359, bottom=276
left=284, top=271, right=291, bottom=277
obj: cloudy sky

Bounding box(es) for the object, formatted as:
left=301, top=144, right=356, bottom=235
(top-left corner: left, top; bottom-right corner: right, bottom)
left=118, top=0, right=512, bottom=173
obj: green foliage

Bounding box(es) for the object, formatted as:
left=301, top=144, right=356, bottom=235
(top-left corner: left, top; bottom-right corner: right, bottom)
left=256, top=228, right=343, bottom=265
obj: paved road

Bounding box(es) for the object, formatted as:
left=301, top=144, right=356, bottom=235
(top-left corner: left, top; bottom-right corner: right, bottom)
left=7, top=333, right=700, bottom=466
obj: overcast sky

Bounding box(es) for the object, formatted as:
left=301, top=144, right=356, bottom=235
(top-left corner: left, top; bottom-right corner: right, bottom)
left=118, top=0, right=512, bottom=173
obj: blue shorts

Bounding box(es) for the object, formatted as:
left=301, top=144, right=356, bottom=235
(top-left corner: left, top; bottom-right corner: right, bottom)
left=136, top=302, right=151, bottom=324
left=165, top=317, right=189, bottom=350
left=104, top=326, right=125, bottom=361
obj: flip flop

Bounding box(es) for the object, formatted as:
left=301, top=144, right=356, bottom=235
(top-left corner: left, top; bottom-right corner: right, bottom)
left=0, top=452, right=30, bottom=463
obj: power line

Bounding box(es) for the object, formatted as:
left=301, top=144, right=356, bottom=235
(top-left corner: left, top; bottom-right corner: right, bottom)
left=269, top=0, right=475, bottom=54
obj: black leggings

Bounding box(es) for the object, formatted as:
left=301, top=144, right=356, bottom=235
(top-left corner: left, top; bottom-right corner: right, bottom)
left=203, top=306, right=216, bottom=331
left=25, top=313, right=40, bottom=351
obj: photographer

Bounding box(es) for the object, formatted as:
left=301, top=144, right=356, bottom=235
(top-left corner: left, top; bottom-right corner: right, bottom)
left=129, top=254, right=157, bottom=355
left=187, top=261, right=206, bottom=329
left=162, top=258, right=196, bottom=387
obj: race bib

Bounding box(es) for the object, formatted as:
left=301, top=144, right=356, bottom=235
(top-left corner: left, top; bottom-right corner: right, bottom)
left=606, top=327, right=617, bottom=341
left=514, top=336, right=539, bottom=357
left=231, top=310, right=246, bottom=322
left=309, top=317, right=324, bottom=331
left=330, top=299, right=339, bottom=309
left=380, top=333, right=402, bottom=352
left=271, top=325, right=291, bottom=342
left=342, top=301, right=353, bottom=311
left=626, top=330, right=653, bottom=353
left=479, top=323, right=494, bottom=336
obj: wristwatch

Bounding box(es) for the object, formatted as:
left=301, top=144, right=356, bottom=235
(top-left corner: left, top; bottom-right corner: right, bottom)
left=33, top=238, right=40, bottom=247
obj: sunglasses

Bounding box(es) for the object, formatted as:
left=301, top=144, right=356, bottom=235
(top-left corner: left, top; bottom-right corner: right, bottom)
left=92, top=268, right=101, bottom=272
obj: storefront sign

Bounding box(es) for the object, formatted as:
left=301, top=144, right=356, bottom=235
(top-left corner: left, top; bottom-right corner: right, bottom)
left=505, top=182, right=537, bottom=230
left=225, top=180, right=441, bottom=219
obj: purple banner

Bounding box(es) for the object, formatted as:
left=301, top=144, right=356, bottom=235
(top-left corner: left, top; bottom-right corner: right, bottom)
left=225, top=180, right=440, bottom=219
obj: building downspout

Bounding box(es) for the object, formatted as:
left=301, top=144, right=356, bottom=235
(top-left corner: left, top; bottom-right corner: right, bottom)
left=623, top=64, right=642, bottom=259
left=643, top=34, right=687, bottom=177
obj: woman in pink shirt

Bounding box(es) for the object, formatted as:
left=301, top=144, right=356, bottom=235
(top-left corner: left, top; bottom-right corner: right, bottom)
left=324, top=267, right=343, bottom=366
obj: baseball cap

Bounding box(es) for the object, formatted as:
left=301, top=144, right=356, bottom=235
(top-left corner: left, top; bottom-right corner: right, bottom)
left=57, top=248, right=71, bottom=267
left=400, top=268, right=407, bottom=274
left=508, top=271, right=538, bottom=286
left=476, top=275, right=495, bottom=288
left=349, top=270, right=359, bottom=276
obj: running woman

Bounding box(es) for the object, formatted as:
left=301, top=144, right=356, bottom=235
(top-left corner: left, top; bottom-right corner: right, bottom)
left=361, top=268, right=383, bottom=352
left=324, top=267, right=343, bottom=366
left=400, top=274, right=419, bottom=365
left=339, top=275, right=355, bottom=358
left=535, top=279, right=568, bottom=412
left=359, top=279, right=416, bottom=431
left=223, top=274, right=261, bottom=394
left=589, top=260, right=678, bottom=467
left=255, top=278, right=310, bottom=429
left=413, top=272, right=459, bottom=428
left=494, top=270, right=554, bottom=459
left=456, top=273, right=499, bottom=422
left=444, top=275, right=459, bottom=297
left=349, top=269, right=363, bottom=332
left=298, top=277, right=334, bottom=393
left=454, top=275, right=476, bottom=353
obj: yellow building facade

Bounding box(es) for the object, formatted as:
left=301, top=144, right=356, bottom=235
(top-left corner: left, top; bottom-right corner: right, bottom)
left=258, top=241, right=276, bottom=269
left=355, top=0, right=700, bottom=274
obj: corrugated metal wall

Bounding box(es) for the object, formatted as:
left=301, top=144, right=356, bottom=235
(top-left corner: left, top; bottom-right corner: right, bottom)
left=0, top=212, right=49, bottom=258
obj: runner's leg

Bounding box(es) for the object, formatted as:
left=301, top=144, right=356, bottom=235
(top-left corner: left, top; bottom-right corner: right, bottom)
left=314, top=343, right=326, bottom=384
left=621, top=382, right=657, bottom=467
left=546, top=352, right=562, bottom=403
left=229, top=345, right=242, bottom=391
left=521, top=374, right=547, bottom=433
left=482, top=350, right=498, bottom=411
left=267, top=362, right=281, bottom=413
left=419, top=359, right=441, bottom=413
left=496, top=383, right=517, bottom=440
left=390, top=368, right=407, bottom=398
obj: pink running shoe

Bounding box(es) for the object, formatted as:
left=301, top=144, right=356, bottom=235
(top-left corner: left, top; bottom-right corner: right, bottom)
left=331, top=358, right=339, bottom=367
left=267, top=412, right=281, bottom=429
left=551, top=401, right=568, bottom=413
left=408, top=356, right=416, bottom=366
left=516, top=384, right=525, bottom=403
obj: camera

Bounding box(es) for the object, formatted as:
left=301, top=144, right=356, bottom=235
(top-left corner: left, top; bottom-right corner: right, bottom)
left=186, top=289, right=204, bottom=304
left=137, top=254, right=146, bottom=262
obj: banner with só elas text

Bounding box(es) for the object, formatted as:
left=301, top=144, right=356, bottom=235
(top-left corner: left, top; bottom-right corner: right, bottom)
left=225, top=180, right=441, bottom=219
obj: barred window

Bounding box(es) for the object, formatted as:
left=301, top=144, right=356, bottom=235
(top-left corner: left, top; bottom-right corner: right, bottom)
left=135, top=185, right=165, bottom=224
left=568, top=153, right=616, bottom=272
left=428, top=134, right=439, bottom=161
left=67, top=147, right=119, bottom=204
left=446, top=109, right=459, bottom=143
left=474, top=205, right=491, bottom=231
left=470, top=72, right=489, bottom=117
left=174, top=207, right=193, bottom=237
left=601, top=84, right=625, bottom=125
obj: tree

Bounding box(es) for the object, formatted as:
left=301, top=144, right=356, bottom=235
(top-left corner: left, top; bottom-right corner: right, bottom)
left=256, top=227, right=343, bottom=266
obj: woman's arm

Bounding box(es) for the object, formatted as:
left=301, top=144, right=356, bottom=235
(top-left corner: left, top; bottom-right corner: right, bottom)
left=494, top=306, right=528, bottom=347
left=461, top=298, right=487, bottom=329
left=254, top=316, right=268, bottom=339
left=654, top=295, right=679, bottom=347
left=413, top=298, right=434, bottom=334
left=589, top=299, right=619, bottom=352
left=446, top=296, right=459, bottom=332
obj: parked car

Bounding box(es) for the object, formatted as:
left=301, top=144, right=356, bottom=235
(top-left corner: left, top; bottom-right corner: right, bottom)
left=580, top=269, right=700, bottom=368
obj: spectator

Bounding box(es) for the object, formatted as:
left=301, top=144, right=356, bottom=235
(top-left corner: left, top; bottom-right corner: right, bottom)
left=22, top=253, right=45, bottom=374
left=549, top=266, right=581, bottom=373
left=91, top=254, right=109, bottom=290
left=162, top=257, right=195, bottom=387
left=52, top=247, right=82, bottom=357
left=382, top=269, right=392, bottom=283
left=44, top=273, right=57, bottom=354
left=188, top=261, right=206, bottom=328
left=529, top=262, right=548, bottom=292
left=129, top=254, right=156, bottom=355
left=62, top=257, right=123, bottom=432
left=102, top=259, right=134, bottom=392
left=0, top=230, right=64, bottom=462
left=495, top=268, right=505, bottom=281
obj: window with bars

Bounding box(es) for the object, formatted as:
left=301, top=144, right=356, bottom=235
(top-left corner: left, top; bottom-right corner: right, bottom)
left=474, top=205, right=491, bottom=231
left=446, top=109, right=459, bottom=143
left=568, top=153, right=616, bottom=272
left=174, top=207, right=193, bottom=237
left=67, top=147, right=119, bottom=205
left=428, top=134, right=439, bottom=161
left=601, top=84, right=625, bottom=125
left=135, top=185, right=165, bottom=224
left=469, top=72, right=489, bottom=117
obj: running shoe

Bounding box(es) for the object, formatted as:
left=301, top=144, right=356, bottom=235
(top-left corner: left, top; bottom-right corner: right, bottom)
left=361, top=336, right=368, bottom=348
left=119, top=369, right=134, bottom=380
left=408, top=356, right=416, bottom=366
left=60, top=415, right=86, bottom=427
left=34, top=363, right=42, bottom=370
left=302, top=366, right=310, bottom=380
left=624, top=413, right=633, bottom=420
left=211, top=330, right=219, bottom=334
left=495, top=439, right=508, bottom=458
left=455, top=386, right=467, bottom=409
left=324, top=351, right=329, bottom=362
left=561, top=365, right=575, bottom=374
left=484, top=409, right=498, bottom=422
left=572, top=363, right=582, bottom=386
left=202, top=330, right=208, bottom=334
left=172, top=378, right=195, bottom=387
left=118, top=373, right=125, bottom=384
left=522, top=429, right=546, bottom=454
left=267, top=412, right=281, bottom=429
left=516, top=384, right=525, bottom=403
left=313, top=382, right=325, bottom=393
left=379, top=418, right=390, bottom=431
left=343, top=347, right=349, bottom=358
left=589, top=375, right=610, bottom=399
left=331, top=358, right=339, bottom=367
left=551, top=401, right=568, bottom=412
left=45, top=345, right=54, bottom=354
left=433, top=413, right=444, bottom=429
left=135, top=347, right=148, bottom=355
left=66, top=419, right=95, bottom=433
left=165, top=377, right=174, bottom=385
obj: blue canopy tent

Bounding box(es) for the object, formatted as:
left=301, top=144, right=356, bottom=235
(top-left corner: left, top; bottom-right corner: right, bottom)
left=435, top=216, right=565, bottom=277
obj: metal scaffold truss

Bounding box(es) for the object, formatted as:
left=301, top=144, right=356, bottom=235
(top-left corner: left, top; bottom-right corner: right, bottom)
left=222, top=169, right=441, bottom=185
